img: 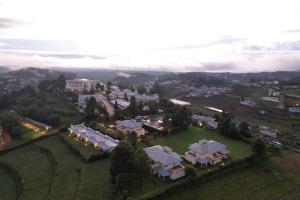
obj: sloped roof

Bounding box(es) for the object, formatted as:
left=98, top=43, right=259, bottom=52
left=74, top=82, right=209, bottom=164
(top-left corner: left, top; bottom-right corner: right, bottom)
left=144, top=145, right=182, bottom=166
left=189, top=140, right=227, bottom=154
left=116, top=119, right=142, bottom=129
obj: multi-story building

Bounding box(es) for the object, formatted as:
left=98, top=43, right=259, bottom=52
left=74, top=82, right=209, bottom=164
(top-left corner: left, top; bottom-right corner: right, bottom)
left=144, top=145, right=185, bottom=180
left=66, top=79, right=92, bottom=92
left=115, top=119, right=145, bottom=137
left=184, top=140, right=230, bottom=167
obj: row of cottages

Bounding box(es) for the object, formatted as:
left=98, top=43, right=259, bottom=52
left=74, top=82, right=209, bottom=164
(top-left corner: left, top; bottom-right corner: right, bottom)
left=24, top=118, right=52, bottom=130
left=115, top=119, right=146, bottom=137
left=185, top=140, right=230, bottom=167
left=144, top=145, right=186, bottom=180
left=191, top=115, right=218, bottom=130
left=69, top=123, right=119, bottom=152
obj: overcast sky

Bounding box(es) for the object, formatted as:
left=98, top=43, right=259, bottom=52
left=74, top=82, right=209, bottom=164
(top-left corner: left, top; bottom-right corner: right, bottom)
left=0, top=0, right=300, bottom=72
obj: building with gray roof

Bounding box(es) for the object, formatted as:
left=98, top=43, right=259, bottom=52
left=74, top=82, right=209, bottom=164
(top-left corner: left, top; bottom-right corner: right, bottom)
left=144, top=145, right=185, bottom=180
left=185, top=140, right=230, bottom=167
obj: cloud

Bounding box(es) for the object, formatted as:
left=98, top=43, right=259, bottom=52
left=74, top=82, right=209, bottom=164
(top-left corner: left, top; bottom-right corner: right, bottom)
left=1, top=50, right=300, bottom=72
left=0, top=17, right=25, bottom=28
left=283, top=29, right=300, bottom=33
left=158, top=35, right=246, bottom=50
left=243, top=41, right=300, bottom=51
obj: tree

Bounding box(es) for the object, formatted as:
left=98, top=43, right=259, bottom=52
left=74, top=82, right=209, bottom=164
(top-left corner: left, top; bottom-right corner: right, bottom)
left=137, top=85, right=146, bottom=94
left=228, top=124, right=241, bottom=139
left=55, top=74, right=66, bottom=90
left=185, top=166, right=197, bottom=177
left=124, top=93, right=128, bottom=101
left=126, top=96, right=138, bottom=117
left=48, top=115, right=61, bottom=127
left=253, top=139, right=266, bottom=158
left=239, top=122, right=251, bottom=138
left=149, top=81, right=163, bottom=97
left=84, top=97, right=99, bottom=123
left=0, top=111, right=21, bottom=138
left=133, top=147, right=150, bottom=187
left=114, top=100, right=119, bottom=110
left=110, top=141, right=135, bottom=184
left=172, top=107, right=191, bottom=131
left=218, top=112, right=231, bottom=136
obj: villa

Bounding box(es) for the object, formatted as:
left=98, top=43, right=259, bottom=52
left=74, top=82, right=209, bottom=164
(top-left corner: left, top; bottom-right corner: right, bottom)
left=169, top=98, right=191, bottom=106
left=184, top=140, right=230, bottom=167
left=115, top=119, right=145, bottom=137
left=68, top=123, right=119, bottom=152
left=144, top=145, right=185, bottom=180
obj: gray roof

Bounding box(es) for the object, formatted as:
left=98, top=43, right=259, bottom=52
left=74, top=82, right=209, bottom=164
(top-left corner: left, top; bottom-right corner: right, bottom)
left=144, top=145, right=182, bottom=166
left=189, top=140, right=227, bottom=154
left=116, top=119, right=142, bottom=129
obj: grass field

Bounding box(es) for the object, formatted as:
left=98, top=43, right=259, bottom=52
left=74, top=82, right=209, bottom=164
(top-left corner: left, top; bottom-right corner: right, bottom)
left=165, top=152, right=300, bottom=200
left=0, top=165, right=17, bottom=200
left=0, top=135, right=112, bottom=200
left=21, top=126, right=40, bottom=140
left=152, top=126, right=252, bottom=160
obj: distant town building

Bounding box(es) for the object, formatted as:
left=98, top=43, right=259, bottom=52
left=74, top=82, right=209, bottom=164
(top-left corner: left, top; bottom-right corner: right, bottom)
left=240, top=99, right=257, bottom=107
left=144, top=145, right=185, bottom=180
left=110, top=99, right=130, bottom=110
left=191, top=115, right=218, bottom=129
left=66, top=79, right=92, bottom=92
left=169, top=99, right=191, bottom=106
left=289, top=107, right=300, bottom=113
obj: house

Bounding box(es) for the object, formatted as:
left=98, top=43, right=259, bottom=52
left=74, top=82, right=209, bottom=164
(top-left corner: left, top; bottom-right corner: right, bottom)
left=191, top=115, right=218, bottom=129
left=68, top=123, right=119, bottom=152
left=169, top=99, right=191, bottom=106
left=66, top=79, right=92, bottom=92
left=115, top=119, right=145, bottom=137
left=78, top=94, right=105, bottom=109
left=144, top=145, right=185, bottom=180
left=24, top=118, right=52, bottom=130
left=184, top=140, right=230, bottom=167
left=135, top=115, right=165, bottom=132
left=259, top=125, right=278, bottom=138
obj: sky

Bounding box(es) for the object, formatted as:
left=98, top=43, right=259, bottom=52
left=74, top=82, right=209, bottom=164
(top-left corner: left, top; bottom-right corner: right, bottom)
left=0, top=0, right=300, bottom=72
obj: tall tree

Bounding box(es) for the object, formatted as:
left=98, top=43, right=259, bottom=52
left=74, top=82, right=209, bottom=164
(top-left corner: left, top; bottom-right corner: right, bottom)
left=253, top=139, right=266, bottom=158
left=239, top=122, right=251, bottom=138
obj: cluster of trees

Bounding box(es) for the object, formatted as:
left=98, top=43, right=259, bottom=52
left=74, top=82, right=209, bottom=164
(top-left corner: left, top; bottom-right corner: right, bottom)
left=110, top=138, right=150, bottom=199
left=83, top=97, right=109, bottom=126
left=217, top=113, right=251, bottom=140
left=0, top=111, right=22, bottom=138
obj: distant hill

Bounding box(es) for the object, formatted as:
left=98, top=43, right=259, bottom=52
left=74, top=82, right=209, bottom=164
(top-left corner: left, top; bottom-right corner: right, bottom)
left=0, top=66, right=10, bottom=74
left=112, top=72, right=159, bottom=86
left=6, top=67, right=76, bottom=80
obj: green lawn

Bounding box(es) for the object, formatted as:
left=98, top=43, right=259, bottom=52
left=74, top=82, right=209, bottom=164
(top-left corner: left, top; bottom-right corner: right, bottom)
left=0, top=136, right=112, bottom=200
left=0, top=165, right=17, bottom=200
left=152, top=126, right=252, bottom=160
left=21, top=126, right=40, bottom=140
left=164, top=152, right=300, bottom=200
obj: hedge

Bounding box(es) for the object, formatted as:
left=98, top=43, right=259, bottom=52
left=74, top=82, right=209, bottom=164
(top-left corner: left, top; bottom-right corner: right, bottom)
left=59, top=133, right=109, bottom=162
left=134, top=154, right=258, bottom=200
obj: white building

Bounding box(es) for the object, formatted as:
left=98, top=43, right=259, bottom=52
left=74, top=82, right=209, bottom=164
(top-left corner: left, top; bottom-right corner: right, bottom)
left=169, top=99, right=191, bottom=106
left=68, top=123, right=119, bottom=152
left=185, top=140, right=230, bottom=167
left=110, top=99, right=130, bottom=110
left=115, top=119, right=146, bottom=137
left=144, top=145, right=185, bottom=180
left=66, top=79, right=92, bottom=92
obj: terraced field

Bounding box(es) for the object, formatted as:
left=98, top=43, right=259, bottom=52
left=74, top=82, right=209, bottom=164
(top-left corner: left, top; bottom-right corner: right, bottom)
left=0, top=136, right=112, bottom=200
left=0, top=164, right=17, bottom=200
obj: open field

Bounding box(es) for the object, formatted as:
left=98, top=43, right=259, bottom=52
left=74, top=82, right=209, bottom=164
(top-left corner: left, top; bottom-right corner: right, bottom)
left=0, top=135, right=112, bottom=200
left=164, top=151, right=300, bottom=200
left=0, top=165, right=17, bottom=200
left=152, top=126, right=252, bottom=160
